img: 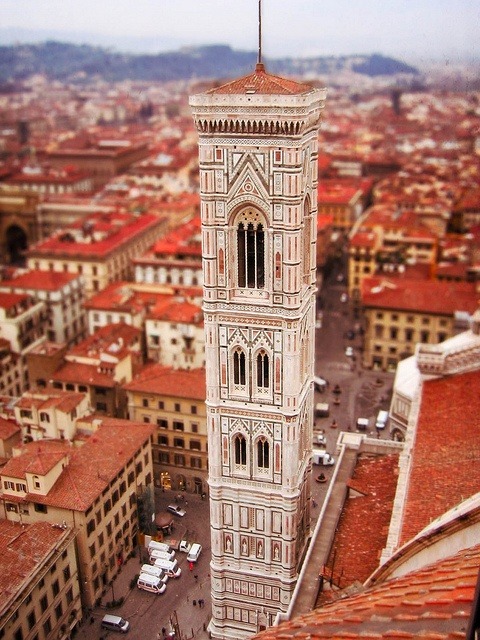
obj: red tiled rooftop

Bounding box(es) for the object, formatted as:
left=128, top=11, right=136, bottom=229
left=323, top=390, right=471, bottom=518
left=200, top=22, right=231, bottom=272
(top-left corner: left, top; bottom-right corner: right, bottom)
left=0, top=520, right=71, bottom=608
left=361, top=276, right=478, bottom=314
left=0, top=416, right=20, bottom=440
left=400, top=369, right=480, bottom=545
left=148, top=298, right=203, bottom=324
left=324, top=453, right=399, bottom=589
left=1, top=269, right=79, bottom=291
left=152, top=216, right=202, bottom=259
left=1, top=420, right=154, bottom=511
left=254, top=543, right=480, bottom=640
left=0, top=292, right=30, bottom=310
left=207, top=64, right=315, bottom=96
left=28, top=212, right=161, bottom=258
left=125, top=364, right=206, bottom=401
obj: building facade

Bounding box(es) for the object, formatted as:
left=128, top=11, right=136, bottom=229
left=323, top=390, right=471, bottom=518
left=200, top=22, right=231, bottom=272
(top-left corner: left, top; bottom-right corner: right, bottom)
left=0, top=420, right=155, bottom=609
left=124, top=364, right=207, bottom=493
left=0, top=269, right=87, bottom=348
left=0, top=520, right=81, bottom=640
left=190, top=64, right=325, bottom=638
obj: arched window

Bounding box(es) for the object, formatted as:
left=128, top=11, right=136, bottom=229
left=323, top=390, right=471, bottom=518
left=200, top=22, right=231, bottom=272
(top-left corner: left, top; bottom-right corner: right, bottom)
left=237, top=221, right=264, bottom=288
left=257, top=438, right=270, bottom=469
left=256, top=350, right=269, bottom=388
left=234, top=435, right=247, bottom=465
left=233, top=348, right=246, bottom=385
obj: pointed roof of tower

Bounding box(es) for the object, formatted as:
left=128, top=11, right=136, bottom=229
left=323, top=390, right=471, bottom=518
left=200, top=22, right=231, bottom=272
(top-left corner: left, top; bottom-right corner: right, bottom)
left=207, top=63, right=314, bottom=97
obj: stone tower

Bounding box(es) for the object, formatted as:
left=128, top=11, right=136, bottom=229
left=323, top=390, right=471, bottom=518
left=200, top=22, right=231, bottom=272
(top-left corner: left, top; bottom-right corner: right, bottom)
left=190, top=63, right=326, bottom=639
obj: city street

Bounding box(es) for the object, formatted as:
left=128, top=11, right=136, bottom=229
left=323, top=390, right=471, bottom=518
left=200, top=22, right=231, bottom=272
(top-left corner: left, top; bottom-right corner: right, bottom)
left=314, top=258, right=394, bottom=457
left=76, top=490, right=212, bottom=640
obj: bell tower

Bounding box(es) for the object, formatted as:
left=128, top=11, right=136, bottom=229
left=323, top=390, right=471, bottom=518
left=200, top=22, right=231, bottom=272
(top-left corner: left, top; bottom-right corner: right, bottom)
left=190, top=60, right=326, bottom=638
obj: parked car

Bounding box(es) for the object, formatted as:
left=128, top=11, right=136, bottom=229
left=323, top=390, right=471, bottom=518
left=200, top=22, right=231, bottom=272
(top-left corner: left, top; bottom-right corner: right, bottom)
left=312, top=449, right=335, bottom=466
left=345, top=346, right=354, bottom=357
left=167, top=504, right=186, bottom=517
left=356, top=417, right=369, bottom=431
left=313, top=376, right=327, bottom=392
left=314, top=432, right=326, bottom=446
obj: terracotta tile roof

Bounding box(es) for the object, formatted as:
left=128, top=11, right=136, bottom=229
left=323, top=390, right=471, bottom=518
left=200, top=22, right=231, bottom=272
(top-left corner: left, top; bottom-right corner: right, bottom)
left=148, top=298, right=203, bottom=324
left=350, top=231, right=377, bottom=248
left=1, top=420, right=154, bottom=511
left=254, top=543, right=480, bottom=640
left=67, top=322, right=141, bottom=360
left=27, top=211, right=160, bottom=258
left=361, top=276, right=479, bottom=314
left=152, top=216, right=202, bottom=259
left=400, top=369, right=480, bottom=545
left=2, top=441, right=69, bottom=479
left=207, top=63, right=315, bottom=96
left=0, top=520, right=71, bottom=611
left=0, top=416, right=20, bottom=440
left=16, top=389, right=85, bottom=414
left=124, top=364, right=206, bottom=400
left=323, top=453, right=399, bottom=590
left=1, top=269, right=80, bottom=291
left=318, top=183, right=361, bottom=205
left=51, top=361, right=117, bottom=387
left=0, top=292, right=30, bottom=310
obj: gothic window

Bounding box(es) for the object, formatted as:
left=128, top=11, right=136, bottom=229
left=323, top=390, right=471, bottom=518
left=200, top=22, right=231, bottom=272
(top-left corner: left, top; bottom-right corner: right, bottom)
left=256, top=350, right=269, bottom=389
left=233, top=348, right=246, bottom=386
left=234, top=434, right=247, bottom=466
left=237, top=221, right=264, bottom=288
left=257, top=438, right=270, bottom=469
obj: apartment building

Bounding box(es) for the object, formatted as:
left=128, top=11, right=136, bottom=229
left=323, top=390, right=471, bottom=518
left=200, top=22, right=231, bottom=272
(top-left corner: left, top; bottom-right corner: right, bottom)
left=134, top=216, right=203, bottom=287
left=0, top=519, right=81, bottom=640
left=124, top=365, right=207, bottom=494
left=0, top=291, right=48, bottom=392
left=360, top=276, right=479, bottom=370
left=0, top=419, right=155, bottom=608
left=27, top=211, right=167, bottom=298
left=49, top=323, right=142, bottom=417
left=318, top=180, right=365, bottom=233
left=348, top=206, right=438, bottom=300
left=4, top=164, right=93, bottom=195
left=0, top=411, right=21, bottom=461
left=0, top=337, right=23, bottom=397
left=145, top=295, right=204, bottom=368
left=14, top=387, right=91, bottom=443
left=0, top=269, right=87, bottom=348
left=46, top=137, right=150, bottom=190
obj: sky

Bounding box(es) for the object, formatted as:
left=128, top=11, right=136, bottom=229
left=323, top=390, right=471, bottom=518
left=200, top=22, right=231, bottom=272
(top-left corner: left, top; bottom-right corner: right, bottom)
left=1, top=0, right=479, bottom=65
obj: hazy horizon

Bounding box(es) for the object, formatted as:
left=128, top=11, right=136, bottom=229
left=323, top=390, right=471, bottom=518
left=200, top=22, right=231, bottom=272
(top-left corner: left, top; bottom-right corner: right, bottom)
left=1, top=0, right=479, bottom=67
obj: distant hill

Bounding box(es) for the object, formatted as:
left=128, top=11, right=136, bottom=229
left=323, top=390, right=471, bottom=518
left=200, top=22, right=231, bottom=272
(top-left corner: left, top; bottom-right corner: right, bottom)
left=0, top=41, right=418, bottom=86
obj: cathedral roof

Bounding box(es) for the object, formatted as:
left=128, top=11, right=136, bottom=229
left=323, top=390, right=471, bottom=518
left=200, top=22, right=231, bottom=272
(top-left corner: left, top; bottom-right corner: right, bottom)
left=207, top=63, right=314, bottom=96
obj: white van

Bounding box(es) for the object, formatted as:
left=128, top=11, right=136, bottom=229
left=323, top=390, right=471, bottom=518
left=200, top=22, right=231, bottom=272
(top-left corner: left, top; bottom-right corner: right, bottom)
left=313, top=376, right=327, bottom=392
left=140, top=564, right=168, bottom=583
left=315, top=402, right=330, bottom=417
left=187, top=543, right=202, bottom=563
left=312, top=449, right=335, bottom=466
left=147, top=540, right=171, bottom=554
left=356, top=417, right=369, bottom=431
left=153, top=557, right=182, bottom=578
left=375, top=410, right=389, bottom=430
left=149, top=548, right=175, bottom=562
left=101, top=614, right=130, bottom=633
left=137, top=573, right=167, bottom=594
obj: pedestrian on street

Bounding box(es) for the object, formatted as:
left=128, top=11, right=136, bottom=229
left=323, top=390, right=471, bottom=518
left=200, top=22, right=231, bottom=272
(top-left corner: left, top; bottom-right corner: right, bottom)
left=194, top=574, right=198, bottom=581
